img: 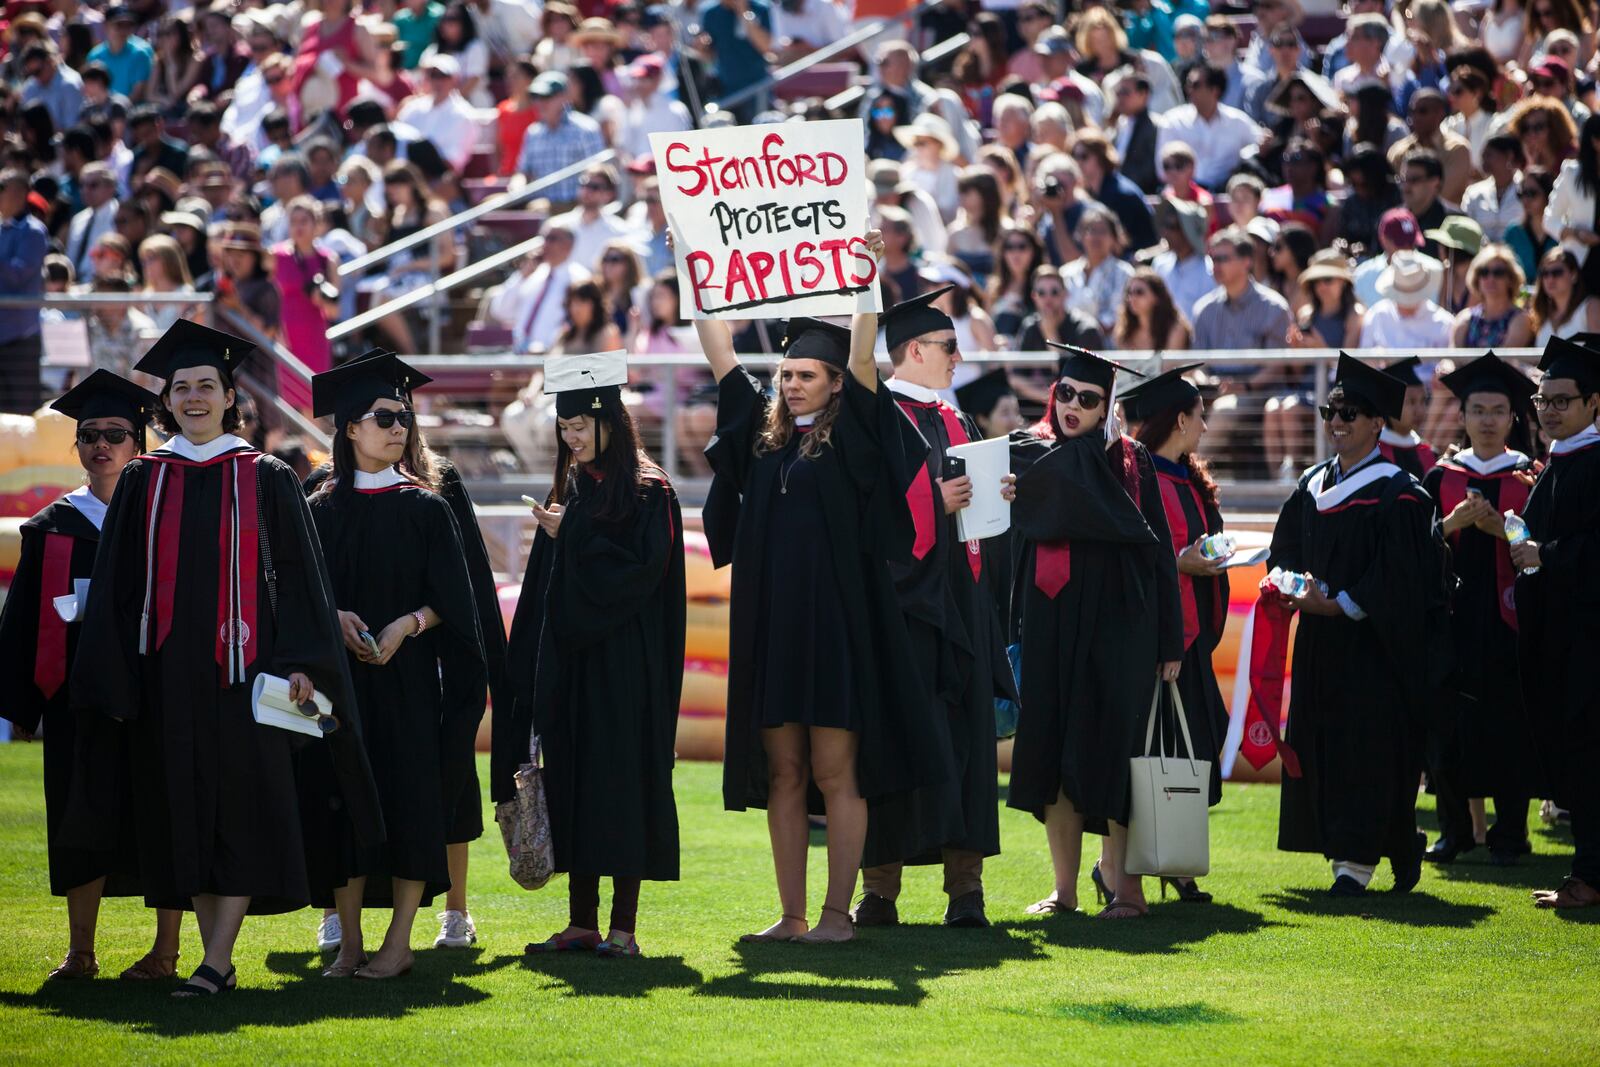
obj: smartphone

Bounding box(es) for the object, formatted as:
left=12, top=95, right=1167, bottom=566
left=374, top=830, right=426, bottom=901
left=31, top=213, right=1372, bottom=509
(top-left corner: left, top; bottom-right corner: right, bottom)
left=521, top=494, right=542, bottom=510
left=358, top=630, right=381, bottom=658
left=942, top=454, right=967, bottom=481
left=1465, top=487, right=1484, bottom=499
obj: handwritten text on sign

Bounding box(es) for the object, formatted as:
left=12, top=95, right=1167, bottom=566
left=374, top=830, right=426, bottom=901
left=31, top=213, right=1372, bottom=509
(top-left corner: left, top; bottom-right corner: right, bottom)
left=650, top=119, right=881, bottom=320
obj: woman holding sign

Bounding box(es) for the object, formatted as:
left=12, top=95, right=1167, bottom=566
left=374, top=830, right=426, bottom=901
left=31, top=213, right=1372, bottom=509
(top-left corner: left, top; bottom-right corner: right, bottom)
left=687, top=230, right=946, bottom=944
left=0, top=372, right=185, bottom=981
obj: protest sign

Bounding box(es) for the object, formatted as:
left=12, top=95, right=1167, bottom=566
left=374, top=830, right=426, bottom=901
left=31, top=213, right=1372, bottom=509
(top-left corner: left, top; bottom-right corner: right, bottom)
left=650, top=119, right=881, bottom=320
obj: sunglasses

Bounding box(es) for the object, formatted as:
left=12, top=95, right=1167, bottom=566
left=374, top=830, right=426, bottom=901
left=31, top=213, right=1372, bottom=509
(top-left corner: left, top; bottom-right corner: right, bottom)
left=602, top=253, right=629, bottom=263
left=1033, top=286, right=1064, bottom=297
left=354, top=409, right=415, bottom=429
left=577, top=180, right=612, bottom=191
left=1053, top=383, right=1104, bottom=410
left=77, top=427, right=134, bottom=445
left=1003, top=241, right=1032, bottom=252
left=1532, top=393, right=1582, bottom=411
left=918, top=338, right=959, bottom=355
left=1518, top=186, right=1546, bottom=199
left=1126, top=286, right=1150, bottom=297
left=870, top=108, right=896, bottom=120
left=1162, top=159, right=1191, bottom=171
left=1478, top=266, right=1512, bottom=279
left=1540, top=265, right=1571, bottom=279
left=1318, top=404, right=1367, bottom=423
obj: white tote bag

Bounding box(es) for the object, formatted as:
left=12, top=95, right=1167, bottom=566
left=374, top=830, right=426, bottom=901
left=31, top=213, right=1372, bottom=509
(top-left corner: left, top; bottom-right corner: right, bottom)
left=1124, top=681, right=1211, bottom=878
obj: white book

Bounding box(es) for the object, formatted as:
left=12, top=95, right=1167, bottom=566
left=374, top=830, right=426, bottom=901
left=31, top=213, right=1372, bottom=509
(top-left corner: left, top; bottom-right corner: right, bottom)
left=946, top=437, right=1012, bottom=543
left=251, top=674, right=335, bottom=739
left=52, top=579, right=92, bottom=622
left=1218, top=546, right=1271, bottom=569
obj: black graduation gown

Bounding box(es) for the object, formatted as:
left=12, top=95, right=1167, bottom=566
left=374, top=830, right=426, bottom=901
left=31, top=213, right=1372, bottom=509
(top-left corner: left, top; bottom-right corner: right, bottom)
left=1005, top=432, right=1179, bottom=827
left=66, top=448, right=384, bottom=914
left=306, top=481, right=486, bottom=907
left=1268, top=454, right=1440, bottom=865
left=1422, top=455, right=1541, bottom=800
left=1515, top=433, right=1600, bottom=814
left=862, top=394, right=1015, bottom=868
left=499, top=474, right=685, bottom=880
left=702, top=367, right=948, bottom=813
left=0, top=499, right=140, bottom=897
left=1152, top=455, right=1231, bottom=806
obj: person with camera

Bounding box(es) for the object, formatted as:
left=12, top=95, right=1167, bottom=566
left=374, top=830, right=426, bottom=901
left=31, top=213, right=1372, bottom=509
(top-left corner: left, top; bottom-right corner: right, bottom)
left=272, top=195, right=340, bottom=411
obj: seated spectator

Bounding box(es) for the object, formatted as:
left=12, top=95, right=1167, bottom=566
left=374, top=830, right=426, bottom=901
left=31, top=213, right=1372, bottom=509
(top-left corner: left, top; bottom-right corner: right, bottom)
left=1071, top=128, right=1157, bottom=253
left=551, top=278, right=623, bottom=354
left=1074, top=6, right=1181, bottom=113
left=1337, top=143, right=1402, bottom=255
left=259, top=154, right=310, bottom=245
left=627, top=175, right=673, bottom=276
left=64, top=161, right=118, bottom=279
left=1288, top=248, right=1365, bottom=351
left=1358, top=249, right=1454, bottom=349
left=1342, top=83, right=1407, bottom=158
left=1545, top=113, right=1600, bottom=293
left=422, top=2, right=491, bottom=107
left=617, top=54, right=692, bottom=164
left=1225, top=173, right=1265, bottom=230
left=548, top=163, right=632, bottom=274
left=532, top=2, right=580, bottom=73
left=1527, top=56, right=1591, bottom=132
left=1191, top=226, right=1291, bottom=350
left=84, top=231, right=133, bottom=287
left=700, top=0, right=774, bottom=122
left=1330, top=12, right=1390, bottom=96
left=1451, top=243, right=1534, bottom=349
left=1063, top=204, right=1135, bottom=336
left=1354, top=207, right=1444, bottom=308
left=1506, top=165, right=1559, bottom=280
left=222, top=48, right=293, bottom=155
left=83, top=274, right=156, bottom=377
left=19, top=102, right=62, bottom=179
left=1506, top=94, right=1577, bottom=173
left=1243, top=26, right=1303, bottom=126
left=112, top=201, right=152, bottom=277
left=865, top=90, right=912, bottom=163
left=1157, top=141, right=1214, bottom=220
left=1463, top=134, right=1527, bottom=243
left=1199, top=16, right=1248, bottom=111
left=1110, top=71, right=1159, bottom=195
left=1160, top=61, right=1263, bottom=191
left=496, top=56, right=539, bottom=177
left=187, top=100, right=252, bottom=182
left=396, top=54, right=483, bottom=173
left=1529, top=247, right=1600, bottom=345
left=1170, top=13, right=1205, bottom=88
left=127, top=104, right=187, bottom=176
left=1399, top=149, right=1465, bottom=256
left=395, top=0, right=445, bottom=69
left=947, top=167, right=1008, bottom=285
left=1257, top=69, right=1341, bottom=184
left=149, top=16, right=202, bottom=118
left=1007, top=1, right=1056, bottom=84
left=1035, top=153, right=1092, bottom=267
left=1388, top=90, right=1472, bottom=204
left=162, top=204, right=212, bottom=282
left=771, top=0, right=849, bottom=64
left=1269, top=222, right=1320, bottom=323
left=490, top=223, right=591, bottom=352
left=1017, top=264, right=1105, bottom=352
left=1430, top=216, right=1487, bottom=312
left=861, top=39, right=939, bottom=127
left=301, top=139, right=342, bottom=203
left=364, top=160, right=457, bottom=353
left=88, top=7, right=154, bottom=105
left=207, top=221, right=281, bottom=341
left=1265, top=138, right=1338, bottom=246
left=193, top=3, right=251, bottom=103
left=1242, top=0, right=1309, bottom=77
left=1029, top=27, right=1107, bottom=128
left=1442, top=65, right=1494, bottom=170
left=357, top=22, right=418, bottom=111
left=988, top=229, right=1046, bottom=345
left=897, top=113, right=962, bottom=222
left=294, top=0, right=377, bottom=118
left=21, top=42, right=82, bottom=133
left=514, top=71, right=605, bottom=206
left=1151, top=196, right=1214, bottom=324
left=598, top=239, right=646, bottom=339
left=1031, top=102, right=1073, bottom=157
left=1114, top=267, right=1191, bottom=353
left=136, top=233, right=196, bottom=332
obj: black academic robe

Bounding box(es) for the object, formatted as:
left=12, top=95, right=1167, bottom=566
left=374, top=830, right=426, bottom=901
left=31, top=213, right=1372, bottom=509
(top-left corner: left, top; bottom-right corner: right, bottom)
left=0, top=498, right=139, bottom=897
left=305, top=480, right=486, bottom=907
left=1423, top=454, right=1541, bottom=801
left=499, top=473, right=685, bottom=880
left=862, top=392, right=1015, bottom=868
left=66, top=445, right=383, bottom=914
left=702, top=367, right=948, bottom=813
left=1006, top=432, right=1180, bottom=827
left=1152, top=455, right=1231, bottom=805
left=1269, top=454, right=1441, bottom=865
left=1515, top=431, right=1600, bottom=814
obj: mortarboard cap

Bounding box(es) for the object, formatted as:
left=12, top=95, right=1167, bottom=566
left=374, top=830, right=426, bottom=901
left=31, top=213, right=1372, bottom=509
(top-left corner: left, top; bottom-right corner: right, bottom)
left=50, top=369, right=159, bottom=428
left=954, top=368, right=1015, bottom=418
left=133, top=318, right=255, bottom=385
left=882, top=285, right=955, bottom=352
left=1439, top=351, right=1535, bottom=405
left=1117, top=362, right=1205, bottom=424
left=1538, top=334, right=1600, bottom=394
left=1332, top=351, right=1408, bottom=421
left=1382, top=355, right=1427, bottom=386
left=1048, top=342, right=1147, bottom=392
left=545, top=349, right=628, bottom=418
left=782, top=317, right=853, bottom=370
left=311, top=348, right=433, bottom=427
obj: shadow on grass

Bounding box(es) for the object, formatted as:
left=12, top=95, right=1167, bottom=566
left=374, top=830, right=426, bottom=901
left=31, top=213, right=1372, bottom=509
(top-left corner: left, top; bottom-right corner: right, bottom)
left=0, top=947, right=515, bottom=1036
left=519, top=951, right=703, bottom=998
left=1430, top=850, right=1573, bottom=890
left=1261, top=887, right=1494, bottom=927
left=695, top=923, right=1044, bottom=1008
left=1006, top=901, right=1277, bottom=956
left=1009, top=999, right=1242, bottom=1025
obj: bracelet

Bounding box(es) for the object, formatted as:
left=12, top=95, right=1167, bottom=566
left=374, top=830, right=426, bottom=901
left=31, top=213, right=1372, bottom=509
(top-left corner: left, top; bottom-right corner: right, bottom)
left=411, top=610, right=427, bottom=637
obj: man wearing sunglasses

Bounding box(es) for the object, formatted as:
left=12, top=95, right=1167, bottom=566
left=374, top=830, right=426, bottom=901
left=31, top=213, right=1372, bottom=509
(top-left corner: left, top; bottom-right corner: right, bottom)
left=1267, top=353, right=1443, bottom=898
left=1515, top=338, right=1600, bottom=911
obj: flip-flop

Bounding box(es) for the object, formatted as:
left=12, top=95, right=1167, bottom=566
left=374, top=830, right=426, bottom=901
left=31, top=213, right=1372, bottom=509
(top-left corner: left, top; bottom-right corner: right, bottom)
left=1025, top=898, right=1078, bottom=915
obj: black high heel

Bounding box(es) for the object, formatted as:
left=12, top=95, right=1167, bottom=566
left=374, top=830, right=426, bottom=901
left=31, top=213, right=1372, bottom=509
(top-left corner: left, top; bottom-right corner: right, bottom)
left=1160, top=877, right=1213, bottom=904
left=1090, top=862, right=1115, bottom=906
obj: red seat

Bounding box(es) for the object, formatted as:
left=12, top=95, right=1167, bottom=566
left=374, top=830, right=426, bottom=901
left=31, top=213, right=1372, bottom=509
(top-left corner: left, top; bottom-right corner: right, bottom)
left=476, top=212, right=544, bottom=244
left=462, top=147, right=496, bottom=180
left=773, top=63, right=858, bottom=104
left=465, top=323, right=514, bottom=353
left=463, top=177, right=511, bottom=206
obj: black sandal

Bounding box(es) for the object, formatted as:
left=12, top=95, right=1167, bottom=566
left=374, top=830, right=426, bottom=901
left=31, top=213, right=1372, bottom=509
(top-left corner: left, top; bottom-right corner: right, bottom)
left=172, top=963, right=236, bottom=998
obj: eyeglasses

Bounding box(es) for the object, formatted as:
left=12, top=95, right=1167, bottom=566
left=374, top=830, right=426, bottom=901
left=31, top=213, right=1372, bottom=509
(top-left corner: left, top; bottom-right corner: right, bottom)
left=1162, top=159, right=1191, bottom=171
left=77, top=427, right=134, bottom=445
left=353, top=409, right=415, bottom=429
left=1032, top=286, right=1064, bottom=297
left=1318, top=404, right=1367, bottom=423
left=1053, top=382, right=1105, bottom=410
left=577, top=180, right=612, bottom=191
left=1518, top=186, right=1546, bottom=199
left=1539, top=265, right=1570, bottom=279
left=1531, top=393, right=1583, bottom=411
left=917, top=338, right=959, bottom=355
left=1125, top=286, right=1150, bottom=298
left=1003, top=241, right=1032, bottom=252
left=870, top=108, right=896, bottom=120
left=1478, top=266, right=1512, bottom=279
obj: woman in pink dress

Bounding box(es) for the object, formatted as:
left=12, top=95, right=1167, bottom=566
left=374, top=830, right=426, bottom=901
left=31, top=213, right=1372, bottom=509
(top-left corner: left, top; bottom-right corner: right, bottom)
left=293, top=0, right=376, bottom=117
left=272, top=196, right=340, bottom=411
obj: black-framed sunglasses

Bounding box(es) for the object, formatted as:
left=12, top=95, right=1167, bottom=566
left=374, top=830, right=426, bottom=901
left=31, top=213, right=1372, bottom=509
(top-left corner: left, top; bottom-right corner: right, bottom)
left=1318, top=404, right=1366, bottom=423
left=77, top=427, right=134, bottom=445
left=354, top=409, right=415, bottom=429
left=1053, top=382, right=1105, bottom=410
left=918, top=338, right=959, bottom=355
left=1518, top=186, right=1546, bottom=199
left=1531, top=393, right=1583, bottom=412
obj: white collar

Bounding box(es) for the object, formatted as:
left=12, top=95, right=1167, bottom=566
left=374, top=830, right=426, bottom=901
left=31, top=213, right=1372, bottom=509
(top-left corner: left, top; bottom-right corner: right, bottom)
left=1551, top=423, right=1600, bottom=455
left=63, top=484, right=107, bottom=530
left=1453, top=449, right=1528, bottom=475
left=150, top=433, right=252, bottom=463
left=793, top=413, right=817, bottom=427
left=886, top=378, right=942, bottom=404
left=352, top=465, right=412, bottom=489
left=1379, top=427, right=1422, bottom=448
left=1314, top=458, right=1402, bottom=510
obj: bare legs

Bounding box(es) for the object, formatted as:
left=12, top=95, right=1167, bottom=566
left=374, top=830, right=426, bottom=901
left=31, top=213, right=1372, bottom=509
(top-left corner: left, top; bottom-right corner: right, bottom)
left=358, top=878, right=423, bottom=977
left=795, top=727, right=863, bottom=943
left=1034, top=790, right=1084, bottom=911
left=326, top=877, right=368, bottom=975
left=65, top=878, right=105, bottom=956
left=746, top=725, right=811, bottom=941
left=1103, top=821, right=1148, bottom=914
left=187, top=893, right=249, bottom=989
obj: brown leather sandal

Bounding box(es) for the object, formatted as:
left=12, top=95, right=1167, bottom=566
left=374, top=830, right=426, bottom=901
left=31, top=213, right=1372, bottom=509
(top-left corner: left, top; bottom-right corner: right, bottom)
left=48, top=950, right=99, bottom=980
left=120, top=951, right=179, bottom=981
left=1533, top=877, right=1600, bottom=909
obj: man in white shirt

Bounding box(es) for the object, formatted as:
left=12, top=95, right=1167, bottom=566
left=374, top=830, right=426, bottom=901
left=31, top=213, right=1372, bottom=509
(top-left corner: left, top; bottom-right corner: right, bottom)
left=1151, top=197, right=1214, bottom=323
left=771, top=0, right=849, bottom=64
left=1461, top=134, right=1525, bottom=243
left=1157, top=62, right=1262, bottom=191
left=471, top=0, right=543, bottom=62
left=547, top=164, right=635, bottom=274
left=64, top=162, right=118, bottom=279
left=1359, top=250, right=1454, bottom=350
left=1330, top=14, right=1391, bottom=96
left=490, top=223, right=592, bottom=353
left=396, top=54, right=484, bottom=174
left=617, top=53, right=692, bottom=163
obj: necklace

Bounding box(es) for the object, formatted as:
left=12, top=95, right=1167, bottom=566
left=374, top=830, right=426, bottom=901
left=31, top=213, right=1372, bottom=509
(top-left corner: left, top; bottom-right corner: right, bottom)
left=779, top=442, right=804, bottom=495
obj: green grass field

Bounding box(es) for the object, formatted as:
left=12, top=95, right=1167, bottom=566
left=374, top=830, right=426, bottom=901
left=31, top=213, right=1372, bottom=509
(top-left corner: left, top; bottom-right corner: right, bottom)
left=0, top=745, right=1596, bottom=1065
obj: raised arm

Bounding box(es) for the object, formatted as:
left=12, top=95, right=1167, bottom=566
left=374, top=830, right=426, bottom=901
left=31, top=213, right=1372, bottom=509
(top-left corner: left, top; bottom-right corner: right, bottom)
left=850, top=228, right=887, bottom=392
left=691, top=317, right=740, bottom=383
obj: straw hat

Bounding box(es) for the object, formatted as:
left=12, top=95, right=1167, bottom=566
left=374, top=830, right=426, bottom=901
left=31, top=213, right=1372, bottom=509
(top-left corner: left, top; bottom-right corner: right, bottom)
left=894, top=113, right=959, bottom=161
left=570, top=17, right=622, bottom=47
left=209, top=222, right=263, bottom=252
left=1298, top=248, right=1354, bottom=289
left=1377, top=249, right=1443, bottom=308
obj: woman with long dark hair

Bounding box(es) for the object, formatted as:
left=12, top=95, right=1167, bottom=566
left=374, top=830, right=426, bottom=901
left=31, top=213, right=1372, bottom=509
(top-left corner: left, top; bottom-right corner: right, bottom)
left=948, top=168, right=1006, bottom=282
left=0, top=372, right=184, bottom=981
left=1336, top=144, right=1402, bottom=256
left=1008, top=345, right=1183, bottom=919
left=865, top=91, right=910, bottom=162
left=1530, top=246, right=1600, bottom=344
left=500, top=350, right=685, bottom=958
left=1114, top=267, right=1190, bottom=353
left=988, top=228, right=1044, bottom=343
left=553, top=279, right=623, bottom=355
left=1507, top=165, right=1559, bottom=280
left=1546, top=113, right=1600, bottom=294
left=306, top=351, right=486, bottom=980
left=1124, top=364, right=1230, bottom=902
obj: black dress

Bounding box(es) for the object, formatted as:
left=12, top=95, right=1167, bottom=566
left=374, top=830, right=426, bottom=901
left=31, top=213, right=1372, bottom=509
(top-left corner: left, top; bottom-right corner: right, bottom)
left=1268, top=453, right=1444, bottom=866
left=307, top=478, right=486, bottom=907
left=701, top=367, right=948, bottom=814
left=498, top=472, right=685, bottom=881
left=66, top=440, right=384, bottom=914
left=1151, top=453, right=1231, bottom=805
left=0, top=495, right=139, bottom=897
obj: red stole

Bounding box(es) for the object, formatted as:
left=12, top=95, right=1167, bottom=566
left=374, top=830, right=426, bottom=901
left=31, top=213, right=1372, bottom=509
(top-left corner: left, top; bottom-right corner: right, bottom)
left=1033, top=436, right=1143, bottom=600
left=1243, top=586, right=1302, bottom=777
left=896, top=397, right=981, bottom=582
left=139, top=450, right=262, bottom=686
left=1156, top=469, right=1226, bottom=652
left=33, top=533, right=75, bottom=699
left=1379, top=438, right=1438, bottom=474
left=1435, top=459, right=1531, bottom=632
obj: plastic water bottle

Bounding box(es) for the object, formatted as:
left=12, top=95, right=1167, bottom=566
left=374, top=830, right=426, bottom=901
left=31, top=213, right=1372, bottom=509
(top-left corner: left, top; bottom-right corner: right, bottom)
left=1268, top=567, right=1311, bottom=598
left=1504, top=511, right=1540, bottom=575
left=1199, top=533, right=1237, bottom=561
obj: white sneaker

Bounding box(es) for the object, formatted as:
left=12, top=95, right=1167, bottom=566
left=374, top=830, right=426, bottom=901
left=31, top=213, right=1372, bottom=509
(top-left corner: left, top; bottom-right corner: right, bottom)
left=316, top=913, right=342, bottom=952
left=435, top=909, right=476, bottom=949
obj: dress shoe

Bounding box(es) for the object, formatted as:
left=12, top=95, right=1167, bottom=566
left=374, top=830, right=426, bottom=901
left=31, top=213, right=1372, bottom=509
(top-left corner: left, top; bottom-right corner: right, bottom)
left=1424, top=837, right=1474, bottom=864
left=850, top=892, right=899, bottom=927
left=1488, top=848, right=1521, bottom=868
left=1328, top=875, right=1366, bottom=898
left=943, top=891, right=989, bottom=928
left=1392, top=831, right=1426, bottom=893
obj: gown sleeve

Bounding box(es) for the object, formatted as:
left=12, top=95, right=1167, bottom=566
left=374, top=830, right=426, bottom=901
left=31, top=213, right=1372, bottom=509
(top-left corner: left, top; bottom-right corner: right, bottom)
left=1342, top=479, right=1443, bottom=703
left=702, top=367, right=767, bottom=568
left=1010, top=432, right=1157, bottom=545
left=1133, top=444, right=1186, bottom=663
left=0, top=527, right=47, bottom=733
left=1533, top=460, right=1600, bottom=602
left=832, top=372, right=927, bottom=563
left=69, top=461, right=150, bottom=721
left=436, top=462, right=508, bottom=722
left=418, top=490, right=489, bottom=810
left=494, top=528, right=556, bottom=804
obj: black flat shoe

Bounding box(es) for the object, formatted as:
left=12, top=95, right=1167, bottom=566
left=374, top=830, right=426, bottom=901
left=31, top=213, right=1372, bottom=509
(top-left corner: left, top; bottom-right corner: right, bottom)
left=1160, top=877, right=1213, bottom=903
left=850, top=892, right=899, bottom=927
left=1090, top=862, right=1115, bottom=906
left=943, top=890, right=990, bottom=928
left=1328, top=875, right=1366, bottom=898
left=1392, top=831, right=1427, bottom=893
left=1424, top=837, right=1474, bottom=864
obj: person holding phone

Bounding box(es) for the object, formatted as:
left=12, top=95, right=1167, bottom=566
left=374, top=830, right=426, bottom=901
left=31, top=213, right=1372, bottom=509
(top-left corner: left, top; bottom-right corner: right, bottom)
left=855, top=288, right=1018, bottom=930
left=303, top=351, right=487, bottom=980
